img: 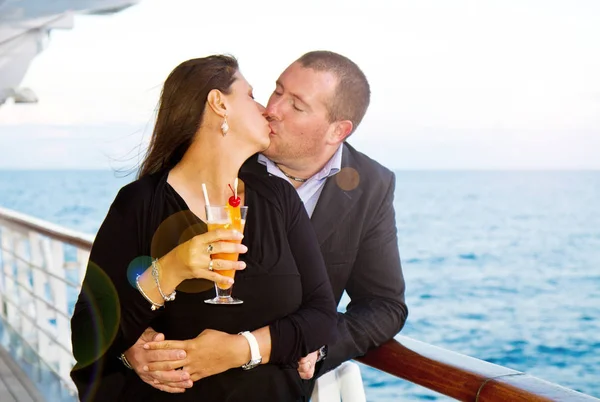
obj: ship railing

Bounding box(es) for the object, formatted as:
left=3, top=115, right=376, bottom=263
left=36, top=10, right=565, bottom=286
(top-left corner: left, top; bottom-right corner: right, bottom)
left=358, top=337, right=599, bottom=401
left=0, top=206, right=91, bottom=397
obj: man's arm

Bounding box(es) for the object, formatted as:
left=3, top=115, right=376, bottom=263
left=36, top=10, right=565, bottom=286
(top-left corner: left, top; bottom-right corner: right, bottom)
left=317, top=172, right=408, bottom=376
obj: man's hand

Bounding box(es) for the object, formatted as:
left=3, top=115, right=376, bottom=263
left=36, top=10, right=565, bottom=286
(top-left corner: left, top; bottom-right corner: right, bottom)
left=297, top=350, right=319, bottom=380
left=144, top=329, right=249, bottom=382
left=123, top=327, right=193, bottom=393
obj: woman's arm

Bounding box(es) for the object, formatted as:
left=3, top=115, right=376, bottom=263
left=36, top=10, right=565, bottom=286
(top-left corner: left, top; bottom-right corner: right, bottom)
left=268, top=181, right=338, bottom=365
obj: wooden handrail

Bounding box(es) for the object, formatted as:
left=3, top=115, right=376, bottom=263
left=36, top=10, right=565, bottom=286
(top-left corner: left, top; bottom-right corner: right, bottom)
left=1, top=206, right=598, bottom=401
left=358, top=337, right=600, bottom=401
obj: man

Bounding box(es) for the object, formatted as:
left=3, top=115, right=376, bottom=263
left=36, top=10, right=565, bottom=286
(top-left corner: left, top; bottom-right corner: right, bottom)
left=123, top=50, right=408, bottom=396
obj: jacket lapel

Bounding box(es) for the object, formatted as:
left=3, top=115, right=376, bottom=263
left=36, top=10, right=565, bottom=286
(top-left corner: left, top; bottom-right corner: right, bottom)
left=242, top=150, right=363, bottom=245
left=311, top=144, right=362, bottom=245
left=240, top=154, right=268, bottom=177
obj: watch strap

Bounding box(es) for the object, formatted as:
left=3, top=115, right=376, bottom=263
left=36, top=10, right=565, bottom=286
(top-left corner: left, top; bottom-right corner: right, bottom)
left=239, top=331, right=261, bottom=369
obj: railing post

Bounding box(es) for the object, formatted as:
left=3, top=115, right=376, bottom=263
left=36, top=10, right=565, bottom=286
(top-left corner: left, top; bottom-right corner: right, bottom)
left=1, top=228, right=19, bottom=330
left=43, top=238, right=71, bottom=383
left=16, top=234, right=34, bottom=343
left=30, top=233, right=54, bottom=367
left=0, top=227, right=6, bottom=318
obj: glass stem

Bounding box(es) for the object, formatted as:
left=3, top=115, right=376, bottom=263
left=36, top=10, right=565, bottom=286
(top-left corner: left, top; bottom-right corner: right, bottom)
left=215, top=283, right=233, bottom=299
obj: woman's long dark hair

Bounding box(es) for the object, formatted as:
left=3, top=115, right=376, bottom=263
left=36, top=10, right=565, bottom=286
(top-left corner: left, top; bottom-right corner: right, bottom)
left=137, top=55, right=239, bottom=179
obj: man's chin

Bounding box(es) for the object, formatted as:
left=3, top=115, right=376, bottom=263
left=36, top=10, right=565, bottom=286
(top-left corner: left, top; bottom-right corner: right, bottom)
left=261, top=144, right=276, bottom=159
left=258, top=140, right=271, bottom=154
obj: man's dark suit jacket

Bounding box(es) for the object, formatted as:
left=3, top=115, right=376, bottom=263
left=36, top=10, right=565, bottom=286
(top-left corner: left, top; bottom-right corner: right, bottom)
left=242, top=142, right=408, bottom=379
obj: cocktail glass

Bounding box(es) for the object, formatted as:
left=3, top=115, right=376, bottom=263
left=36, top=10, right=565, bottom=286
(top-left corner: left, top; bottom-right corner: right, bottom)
left=204, top=205, right=247, bottom=305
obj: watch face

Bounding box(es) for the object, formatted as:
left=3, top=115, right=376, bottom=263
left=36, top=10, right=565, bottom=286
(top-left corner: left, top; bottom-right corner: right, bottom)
left=242, top=357, right=262, bottom=370
left=318, top=345, right=328, bottom=361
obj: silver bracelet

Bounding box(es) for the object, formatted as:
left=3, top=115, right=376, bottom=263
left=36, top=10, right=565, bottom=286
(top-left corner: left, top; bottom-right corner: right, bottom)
left=119, top=353, right=133, bottom=369
left=152, top=258, right=176, bottom=302
left=135, top=274, right=163, bottom=311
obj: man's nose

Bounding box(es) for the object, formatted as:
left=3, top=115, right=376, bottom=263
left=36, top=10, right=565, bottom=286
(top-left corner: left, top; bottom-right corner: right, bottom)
left=264, top=98, right=281, bottom=121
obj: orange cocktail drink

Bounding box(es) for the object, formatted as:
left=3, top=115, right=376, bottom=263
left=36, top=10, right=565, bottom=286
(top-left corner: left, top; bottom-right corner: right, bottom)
left=204, top=205, right=247, bottom=305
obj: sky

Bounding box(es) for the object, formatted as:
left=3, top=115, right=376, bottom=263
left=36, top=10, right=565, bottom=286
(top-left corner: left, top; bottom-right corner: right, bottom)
left=0, top=0, right=599, bottom=170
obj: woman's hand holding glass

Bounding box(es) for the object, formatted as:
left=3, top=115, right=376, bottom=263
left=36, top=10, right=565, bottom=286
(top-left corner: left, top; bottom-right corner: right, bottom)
left=171, top=229, right=247, bottom=287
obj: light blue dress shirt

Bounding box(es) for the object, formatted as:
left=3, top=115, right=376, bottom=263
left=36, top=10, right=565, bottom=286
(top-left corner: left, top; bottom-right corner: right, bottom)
left=257, top=145, right=344, bottom=218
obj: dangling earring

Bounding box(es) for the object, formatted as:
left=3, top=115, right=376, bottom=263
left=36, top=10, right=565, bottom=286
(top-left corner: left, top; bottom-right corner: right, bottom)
left=221, top=114, right=229, bottom=136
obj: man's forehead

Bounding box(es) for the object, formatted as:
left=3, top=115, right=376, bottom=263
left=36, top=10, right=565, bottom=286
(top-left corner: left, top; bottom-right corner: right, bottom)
left=278, top=64, right=337, bottom=101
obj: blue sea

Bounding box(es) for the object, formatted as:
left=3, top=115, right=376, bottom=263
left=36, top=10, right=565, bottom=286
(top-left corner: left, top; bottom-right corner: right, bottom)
left=0, top=170, right=599, bottom=401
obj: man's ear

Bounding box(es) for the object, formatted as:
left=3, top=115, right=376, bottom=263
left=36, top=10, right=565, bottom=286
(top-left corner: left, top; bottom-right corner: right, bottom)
left=330, top=120, right=353, bottom=144
left=206, top=89, right=228, bottom=117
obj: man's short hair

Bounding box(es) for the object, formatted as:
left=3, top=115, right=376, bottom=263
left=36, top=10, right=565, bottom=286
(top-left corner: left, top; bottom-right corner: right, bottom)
left=297, top=50, right=371, bottom=135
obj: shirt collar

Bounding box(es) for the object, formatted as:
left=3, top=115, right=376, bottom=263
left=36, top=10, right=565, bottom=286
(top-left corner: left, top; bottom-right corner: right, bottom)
left=257, top=144, right=344, bottom=181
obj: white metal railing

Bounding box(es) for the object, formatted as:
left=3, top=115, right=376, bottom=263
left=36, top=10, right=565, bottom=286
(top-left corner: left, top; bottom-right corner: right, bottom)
left=0, top=206, right=94, bottom=397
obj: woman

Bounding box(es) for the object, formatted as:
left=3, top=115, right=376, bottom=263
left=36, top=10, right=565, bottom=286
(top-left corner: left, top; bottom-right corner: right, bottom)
left=70, top=55, right=337, bottom=401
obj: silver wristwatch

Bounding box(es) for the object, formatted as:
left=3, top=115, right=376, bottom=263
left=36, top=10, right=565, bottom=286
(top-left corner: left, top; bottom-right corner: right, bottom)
left=239, top=331, right=262, bottom=370
left=316, top=345, right=328, bottom=362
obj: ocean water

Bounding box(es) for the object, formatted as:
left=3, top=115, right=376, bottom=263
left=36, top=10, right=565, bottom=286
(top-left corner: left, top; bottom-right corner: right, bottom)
left=0, top=170, right=599, bottom=401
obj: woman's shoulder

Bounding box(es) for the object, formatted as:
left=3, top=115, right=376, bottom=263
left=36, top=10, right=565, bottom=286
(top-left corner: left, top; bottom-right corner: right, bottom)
left=240, top=171, right=302, bottom=217
left=111, top=170, right=166, bottom=214
left=241, top=171, right=297, bottom=202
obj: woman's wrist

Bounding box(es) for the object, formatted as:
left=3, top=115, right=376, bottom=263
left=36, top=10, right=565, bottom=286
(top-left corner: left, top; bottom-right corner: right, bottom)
left=157, top=251, right=185, bottom=291
left=136, top=271, right=164, bottom=310
left=135, top=253, right=182, bottom=311
left=136, top=268, right=164, bottom=309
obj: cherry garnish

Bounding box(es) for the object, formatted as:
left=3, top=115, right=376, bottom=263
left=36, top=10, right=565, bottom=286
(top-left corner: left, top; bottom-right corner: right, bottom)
left=228, top=183, right=241, bottom=207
